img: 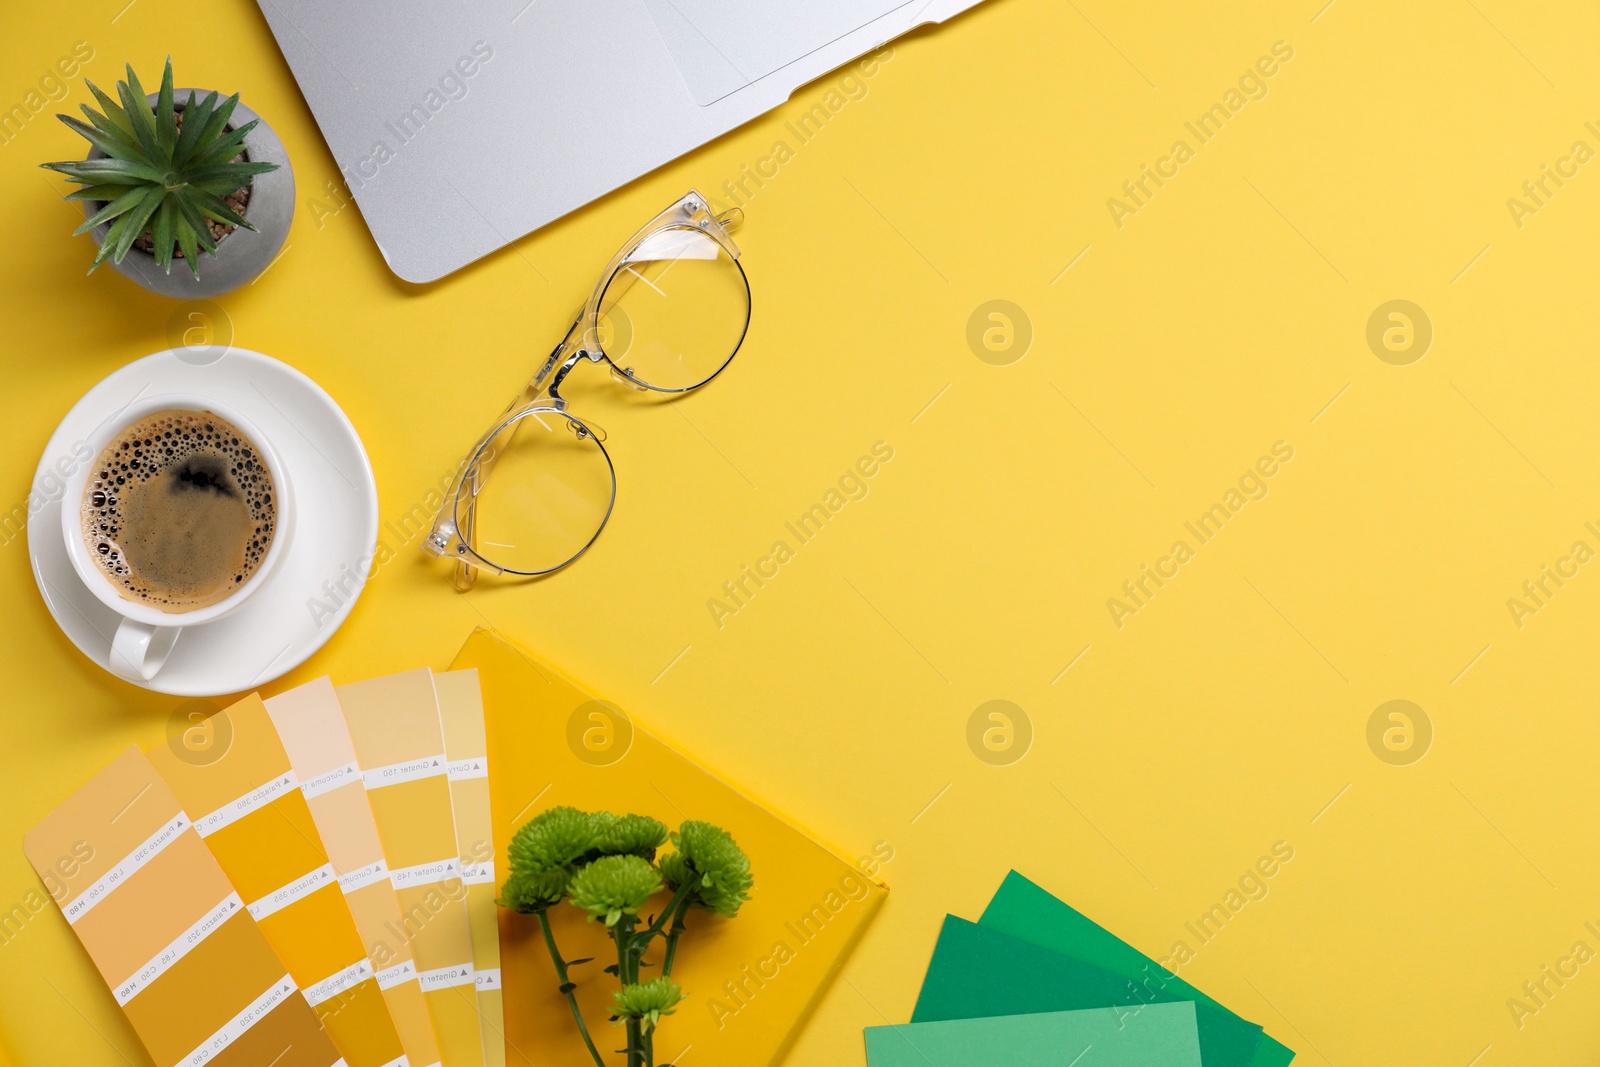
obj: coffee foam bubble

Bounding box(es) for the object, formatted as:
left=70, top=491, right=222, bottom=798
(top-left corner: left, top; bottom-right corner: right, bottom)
left=81, top=409, right=276, bottom=613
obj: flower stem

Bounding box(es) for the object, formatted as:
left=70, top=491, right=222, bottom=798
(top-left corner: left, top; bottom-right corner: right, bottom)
left=632, top=881, right=696, bottom=959
left=538, top=909, right=606, bottom=1067
left=614, top=917, right=643, bottom=1067
left=660, top=894, right=695, bottom=977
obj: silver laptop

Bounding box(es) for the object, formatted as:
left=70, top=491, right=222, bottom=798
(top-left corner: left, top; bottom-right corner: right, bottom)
left=255, top=0, right=987, bottom=282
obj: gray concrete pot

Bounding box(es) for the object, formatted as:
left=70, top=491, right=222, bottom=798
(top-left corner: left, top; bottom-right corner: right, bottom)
left=83, top=90, right=294, bottom=299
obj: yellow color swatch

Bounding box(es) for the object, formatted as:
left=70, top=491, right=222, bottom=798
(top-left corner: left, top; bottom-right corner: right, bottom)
left=147, top=696, right=407, bottom=1067
left=23, top=747, right=342, bottom=1067
left=265, top=678, right=445, bottom=1067
left=339, top=669, right=486, bottom=1067
left=436, top=669, right=506, bottom=1067
left=449, top=629, right=887, bottom=1067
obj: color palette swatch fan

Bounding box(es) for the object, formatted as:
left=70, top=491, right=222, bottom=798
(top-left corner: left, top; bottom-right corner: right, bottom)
left=23, top=629, right=884, bottom=1066
left=865, top=871, right=1297, bottom=1067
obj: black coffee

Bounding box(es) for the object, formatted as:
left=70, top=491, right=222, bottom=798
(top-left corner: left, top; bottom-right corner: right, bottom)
left=80, top=409, right=276, bottom=613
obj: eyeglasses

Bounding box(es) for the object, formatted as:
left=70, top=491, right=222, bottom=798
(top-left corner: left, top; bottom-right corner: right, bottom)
left=424, top=190, right=750, bottom=589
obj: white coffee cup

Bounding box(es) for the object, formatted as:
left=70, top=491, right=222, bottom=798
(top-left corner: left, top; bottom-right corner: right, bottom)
left=60, top=394, right=295, bottom=681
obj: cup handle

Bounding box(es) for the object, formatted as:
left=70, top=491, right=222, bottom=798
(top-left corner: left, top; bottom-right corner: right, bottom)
left=109, top=619, right=181, bottom=681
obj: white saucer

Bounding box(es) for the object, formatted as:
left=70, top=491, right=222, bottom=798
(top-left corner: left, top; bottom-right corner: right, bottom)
left=28, top=348, right=378, bottom=696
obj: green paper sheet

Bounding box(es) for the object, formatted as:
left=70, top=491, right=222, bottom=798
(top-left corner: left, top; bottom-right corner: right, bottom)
left=912, top=916, right=1262, bottom=1067
left=979, top=872, right=1295, bottom=1067
left=866, top=1002, right=1203, bottom=1067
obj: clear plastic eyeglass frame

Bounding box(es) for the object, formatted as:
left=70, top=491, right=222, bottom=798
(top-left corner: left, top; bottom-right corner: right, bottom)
left=424, top=190, right=750, bottom=589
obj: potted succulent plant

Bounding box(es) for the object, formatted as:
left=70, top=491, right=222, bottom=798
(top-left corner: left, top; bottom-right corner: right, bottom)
left=42, top=59, right=293, bottom=298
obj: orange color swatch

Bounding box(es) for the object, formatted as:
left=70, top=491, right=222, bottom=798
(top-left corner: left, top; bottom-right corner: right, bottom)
left=266, top=677, right=446, bottom=1067
left=339, top=669, right=485, bottom=1067
left=436, top=669, right=506, bottom=1067
left=147, top=695, right=408, bottom=1067
left=22, top=747, right=342, bottom=1067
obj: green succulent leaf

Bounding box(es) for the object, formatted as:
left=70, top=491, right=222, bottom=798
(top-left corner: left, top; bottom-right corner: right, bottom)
left=56, top=115, right=140, bottom=162
left=150, top=199, right=175, bottom=272
left=173, top=196, right=217, bottom=255
left=89, top=213, right=129, bottom=273
left=117, top=66, right=164, bottom=165
left=63, top=183, right=138, bottom=202
left=187, top=121, right=257, bottom=169
left=44, top=157, right=168, bottom=185
left=172, top=212, right=200, bottom=277
left=183, top=161, right=277, bottom=184
left=171, top=90, right=216, bottom=169
left=568, top=855, right=663, bottom=927
left=612, top=977, right=683, bottom=1029
left=191, top=190, right=254, bottom=232
left=73, top=187, right=148, bottom=235
left=155, top=58, right=175, bottom=154
left=83, top=80, right=132, bottom=135
left=196, top=92, right=240, bottom=150
left=111, top=186, right=163, bottom=262
left=73, top=107, right=139, bottom=154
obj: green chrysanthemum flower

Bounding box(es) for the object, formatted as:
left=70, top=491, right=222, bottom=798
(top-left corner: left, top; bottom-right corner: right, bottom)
left=502, top=806, right=603, bottom=912
left=592, top=812, right=669, bottom=858
left=499, top=867, right=572, bottom=913
left=661, top=821, right=753, bottom=919
left=612, top=977, right=683, bottom=1028
left=508, top=806, right=597, bottom=876
left=568, top=854, right=663, bottom=926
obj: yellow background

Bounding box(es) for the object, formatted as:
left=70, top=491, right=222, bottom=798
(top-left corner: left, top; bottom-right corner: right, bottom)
left=3, top=0, right=1600, bottom=1064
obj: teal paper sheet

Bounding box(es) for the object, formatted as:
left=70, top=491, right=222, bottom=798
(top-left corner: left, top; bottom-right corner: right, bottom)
left=866, top=1002, right=1203, bottom=1067
left=912, top=916, right=1262, bottom=1066
left=979, top=871, right=1295, bottom=1067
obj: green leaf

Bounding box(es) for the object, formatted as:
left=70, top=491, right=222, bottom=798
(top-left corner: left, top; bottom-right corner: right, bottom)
left=43, top=157, right=166, bottom=184
left=171, top=90, right=217, bottom=169
left=195, top=92, right=239, bottom=152
left=117, top=65, right=164, bottom=165
left=190, top=190, right=253, bottom=231
left=56, top=114, right=142, bottom=161
left=173, top=195, right=217, bottom=255
left=155, top=58, right=175, bottom=154
left=151, top=198, right=175, bottom=272
left=188, top=177, right=252, bottom=196
left=173, top=213, right=200, bottom=277
left=73, top=187, right=148, bottom=235
left=185, top=120, right=259, bottom=169
left=63, top=183, right=138, bottom=202
left=183, top=161, right=277, bottom=185
left=84, top=80, right=133, bottom=137
left=112, top=186, right=163, bottom=262
left=90, top=213, right=129, bottom=273
left=76, top=104, right=140, bottom=153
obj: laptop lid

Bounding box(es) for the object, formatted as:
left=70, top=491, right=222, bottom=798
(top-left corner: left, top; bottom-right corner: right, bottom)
left=254, top=0, right=984, bottom=282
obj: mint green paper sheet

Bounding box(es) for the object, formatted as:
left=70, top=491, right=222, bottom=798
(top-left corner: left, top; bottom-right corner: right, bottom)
left=912, top=916, right=1262, bottom=1067
left=866, top=1002, right=1203, bottom=1067
left=979, top=872, right=1295, bottom=1067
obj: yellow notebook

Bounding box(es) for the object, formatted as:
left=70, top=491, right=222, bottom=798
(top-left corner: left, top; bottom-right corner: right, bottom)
left=448, top=629, right=887, bottom=1067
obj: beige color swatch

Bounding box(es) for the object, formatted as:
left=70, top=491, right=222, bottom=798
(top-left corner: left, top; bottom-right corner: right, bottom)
left=338, top=669, right=485, bottom=1067
left=265, top=678, right=446, bottom=1067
